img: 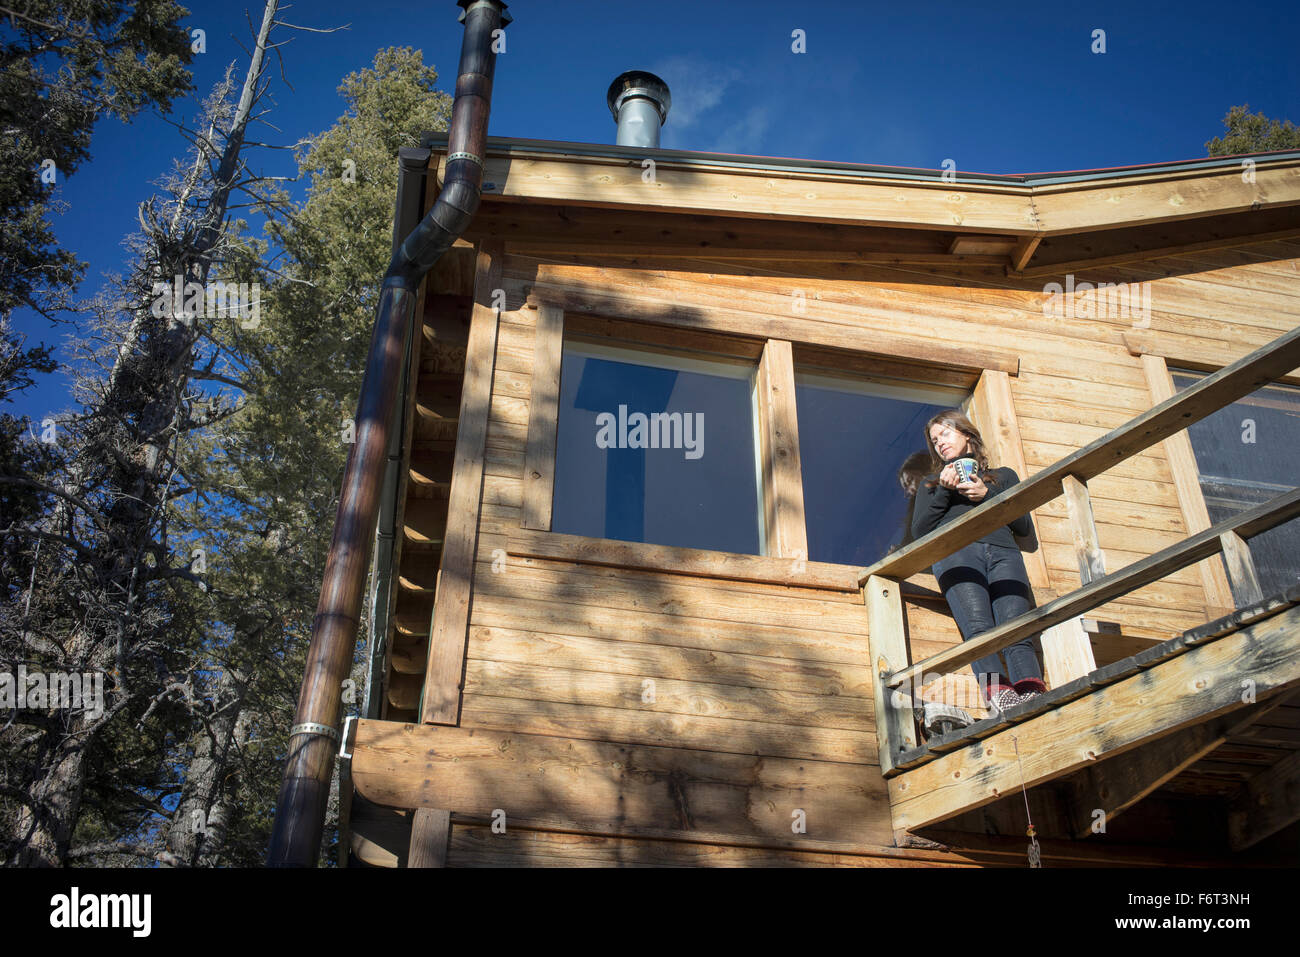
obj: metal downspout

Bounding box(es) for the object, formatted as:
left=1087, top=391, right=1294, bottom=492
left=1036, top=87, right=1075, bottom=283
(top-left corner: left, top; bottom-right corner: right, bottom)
left=268, top=0, right=510, bottom=868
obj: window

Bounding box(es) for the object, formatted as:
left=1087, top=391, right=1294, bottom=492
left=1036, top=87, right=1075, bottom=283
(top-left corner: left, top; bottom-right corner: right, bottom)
left=794, top=369, right=967, bottom=566
left=551, top=339, right=763, bottom=554
left=1171, top=370, right=1300, bottom=597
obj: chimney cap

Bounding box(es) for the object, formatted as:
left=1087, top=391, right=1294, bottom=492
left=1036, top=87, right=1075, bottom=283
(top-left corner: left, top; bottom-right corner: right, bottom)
left=457, top=0, right=512, bottom=26
left=606, top=70, right=672, bottom=125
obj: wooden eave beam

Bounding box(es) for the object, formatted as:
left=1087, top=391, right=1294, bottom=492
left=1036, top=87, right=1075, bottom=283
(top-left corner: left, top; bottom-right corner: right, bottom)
left=1009, top=235, right=1041, bottom=272
left=1124, top=329, right=1300, bottom=386
left=516, top=279, right=1021, bottom=379
left=437, top=149, right=1300, bottom=240
left=888, top=601, right=1300, bottom=833
left=1028, top=164, right=1300, bottom=235
left=456, top=153, right=1040, bottom=232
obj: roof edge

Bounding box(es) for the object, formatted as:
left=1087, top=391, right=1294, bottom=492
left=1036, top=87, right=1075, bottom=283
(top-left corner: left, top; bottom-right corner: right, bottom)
left=420, top=132, right=1300, bottom=188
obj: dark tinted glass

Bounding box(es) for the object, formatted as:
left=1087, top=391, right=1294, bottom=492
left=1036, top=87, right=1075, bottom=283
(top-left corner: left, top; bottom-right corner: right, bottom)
left=795, top=372, right=963, bottom=566
left=1172, top=371, right=1300, bottom=598
left=552, top=343, right=761, bottom=554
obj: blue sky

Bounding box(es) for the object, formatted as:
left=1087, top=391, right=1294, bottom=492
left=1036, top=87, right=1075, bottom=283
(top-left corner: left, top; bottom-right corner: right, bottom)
left=10, top=0, right=1300, bottom=422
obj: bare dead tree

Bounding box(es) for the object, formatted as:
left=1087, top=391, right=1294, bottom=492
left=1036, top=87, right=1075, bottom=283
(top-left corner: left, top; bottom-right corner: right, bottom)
left=1, top=0, right=307, bottom=867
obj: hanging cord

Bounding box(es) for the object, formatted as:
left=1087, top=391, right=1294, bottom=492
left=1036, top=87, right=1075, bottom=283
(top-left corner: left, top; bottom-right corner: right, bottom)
left=1010, top=734, right=1042, bottom=868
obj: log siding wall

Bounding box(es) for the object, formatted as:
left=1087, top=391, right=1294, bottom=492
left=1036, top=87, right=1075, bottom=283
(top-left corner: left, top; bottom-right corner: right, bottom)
left=410, top=228, right=1300, bottom=865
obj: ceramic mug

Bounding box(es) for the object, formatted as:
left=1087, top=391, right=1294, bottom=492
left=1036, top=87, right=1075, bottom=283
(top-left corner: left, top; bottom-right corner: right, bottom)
left=952, top=457, right=979, bottom=484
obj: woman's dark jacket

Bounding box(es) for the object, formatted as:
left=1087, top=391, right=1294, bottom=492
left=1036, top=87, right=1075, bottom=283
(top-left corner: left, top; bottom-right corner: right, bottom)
left=910, top=466, right=1033, bottom=551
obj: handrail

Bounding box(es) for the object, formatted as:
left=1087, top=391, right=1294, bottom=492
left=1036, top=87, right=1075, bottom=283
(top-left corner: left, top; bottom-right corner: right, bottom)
left=858, top=324, right=1300, bottom=585
left=882, top=486, right=1300, bottom=688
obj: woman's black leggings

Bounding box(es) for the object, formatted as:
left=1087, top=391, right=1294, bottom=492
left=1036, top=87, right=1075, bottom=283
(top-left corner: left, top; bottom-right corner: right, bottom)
left=932, top=539, right=1044, bottom=690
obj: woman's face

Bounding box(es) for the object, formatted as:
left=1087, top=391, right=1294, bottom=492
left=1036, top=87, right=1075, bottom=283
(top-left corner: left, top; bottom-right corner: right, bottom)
left=929, top=422, right=970, bottom=461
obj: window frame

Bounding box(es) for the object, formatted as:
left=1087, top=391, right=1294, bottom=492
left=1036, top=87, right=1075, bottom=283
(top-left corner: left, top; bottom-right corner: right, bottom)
left=1167, top=362, right=1300, bottom=604
left=515, top=300, right=1026, bottom=587
left=790, top=364, right=968, bottom=568
left=1134, top=351, right=1239, bottom=618
left=547, top=333, right=769, bottom=556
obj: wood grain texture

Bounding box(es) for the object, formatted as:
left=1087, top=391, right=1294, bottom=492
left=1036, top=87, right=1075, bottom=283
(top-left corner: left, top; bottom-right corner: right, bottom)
left=408, top=807, right=450, bottom=868
left=521, top=303, right=564, bottom=530
left=1040, top=617, right=1097, bottom=689
left=866, top=576, right=916, bottom=775
left=756, top=339, right=809, bottom=561
left=505, top=527, right=857, bottom=591
left=381, top=165, right=1300, bottom=867
left=1061, top=475, right=1107, bottom=585
left=421, top=241, right=503, bottom=725
left=352, top=720, right=896, bottom=853
left=889, top=602, right=1300, bottom=831
left=1138, top=354, right=1237, bottom=619
left=967, top=369, right=1051, bottom=590
left=1220, top=530, right=1265, bottom=608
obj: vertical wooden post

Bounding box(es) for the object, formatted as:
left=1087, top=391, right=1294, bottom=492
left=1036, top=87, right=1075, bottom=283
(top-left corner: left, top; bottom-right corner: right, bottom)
left=408, top=807, right=451, bottom=868
left=967, top=369, right=1051, bottom=592
left=1040, top=617, right=1096, bottom=688
left=755, top=339, right=809, bottom=561
left=1138, top=354, right=1236, bottom=619
left=422, top=241, right=503, bottom=726
left=1219, top=530, right=1264, bottom=607
left=1038, top=475, right=1103, bottom=687
left=522, top=303, right=565, bottom=530
left=1061, top=474, right=1107, bottom=585
left=865, top=575, right=917, bottom=776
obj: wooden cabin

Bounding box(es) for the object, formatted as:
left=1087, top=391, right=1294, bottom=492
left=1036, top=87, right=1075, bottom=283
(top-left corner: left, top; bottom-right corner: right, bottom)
left=340, top=136, right=1300, bottom=867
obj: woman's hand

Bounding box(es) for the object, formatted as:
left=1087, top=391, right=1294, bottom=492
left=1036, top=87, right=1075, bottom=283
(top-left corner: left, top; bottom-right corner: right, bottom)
left=956, top=474, right=988, bottom=502
left=938, top=463, right=961, bottom=489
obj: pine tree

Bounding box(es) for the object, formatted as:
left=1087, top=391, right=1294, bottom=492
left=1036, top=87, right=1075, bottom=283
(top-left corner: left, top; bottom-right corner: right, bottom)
left=0, top=0, right=193, bottom=321
left=1206, top=105, right=1300, bottom=156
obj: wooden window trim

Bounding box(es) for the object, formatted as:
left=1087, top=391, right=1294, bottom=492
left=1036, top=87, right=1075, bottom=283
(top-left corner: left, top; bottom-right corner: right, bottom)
left=506, top=527, right=858, bottom=592
left=521, top=284, right=1019, bottom=378
left=1124, top=328, right=1300, bottom=387
left=420, top=241, right=502, bottom=726
left=965, top=369, right=1053, bottom=594
left=521, top=302, right=564, bottom=530
left=522, top=307, right=780, bottom=552
left=1135, top=353, right=1237, bottom=620
left=755, top=339, right=808, bottom=561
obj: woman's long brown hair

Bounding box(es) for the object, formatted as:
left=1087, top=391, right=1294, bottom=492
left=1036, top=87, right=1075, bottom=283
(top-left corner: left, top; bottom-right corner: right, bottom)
left=922, top=409, right=1001, bottom=489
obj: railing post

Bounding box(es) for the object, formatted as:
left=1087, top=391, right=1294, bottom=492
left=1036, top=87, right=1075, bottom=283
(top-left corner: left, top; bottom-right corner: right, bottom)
left=1061, top=474, right=1107, bottom=585
left=1041, top=618, right=1096, bottom=689
left=865, top=575, right=916, bottom=775
left=1219, top=530, right=1264, bottom=607
left=1042, top=475, right=1103, bottom=687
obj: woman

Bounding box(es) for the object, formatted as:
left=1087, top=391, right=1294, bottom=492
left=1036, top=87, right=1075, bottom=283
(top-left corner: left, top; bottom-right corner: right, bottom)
left=910, top=410, right=1046, bottom=714
left=888, top=451, right=932, bottom=553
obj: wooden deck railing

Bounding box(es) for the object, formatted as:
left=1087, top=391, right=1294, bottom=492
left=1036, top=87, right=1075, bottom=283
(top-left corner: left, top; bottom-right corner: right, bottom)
left=861, top=324, right=1300, bottom=774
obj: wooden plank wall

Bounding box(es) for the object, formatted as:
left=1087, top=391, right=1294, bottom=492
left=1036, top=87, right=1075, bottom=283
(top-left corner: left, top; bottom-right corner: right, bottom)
left=438, top=233, right=1300, bottom=865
